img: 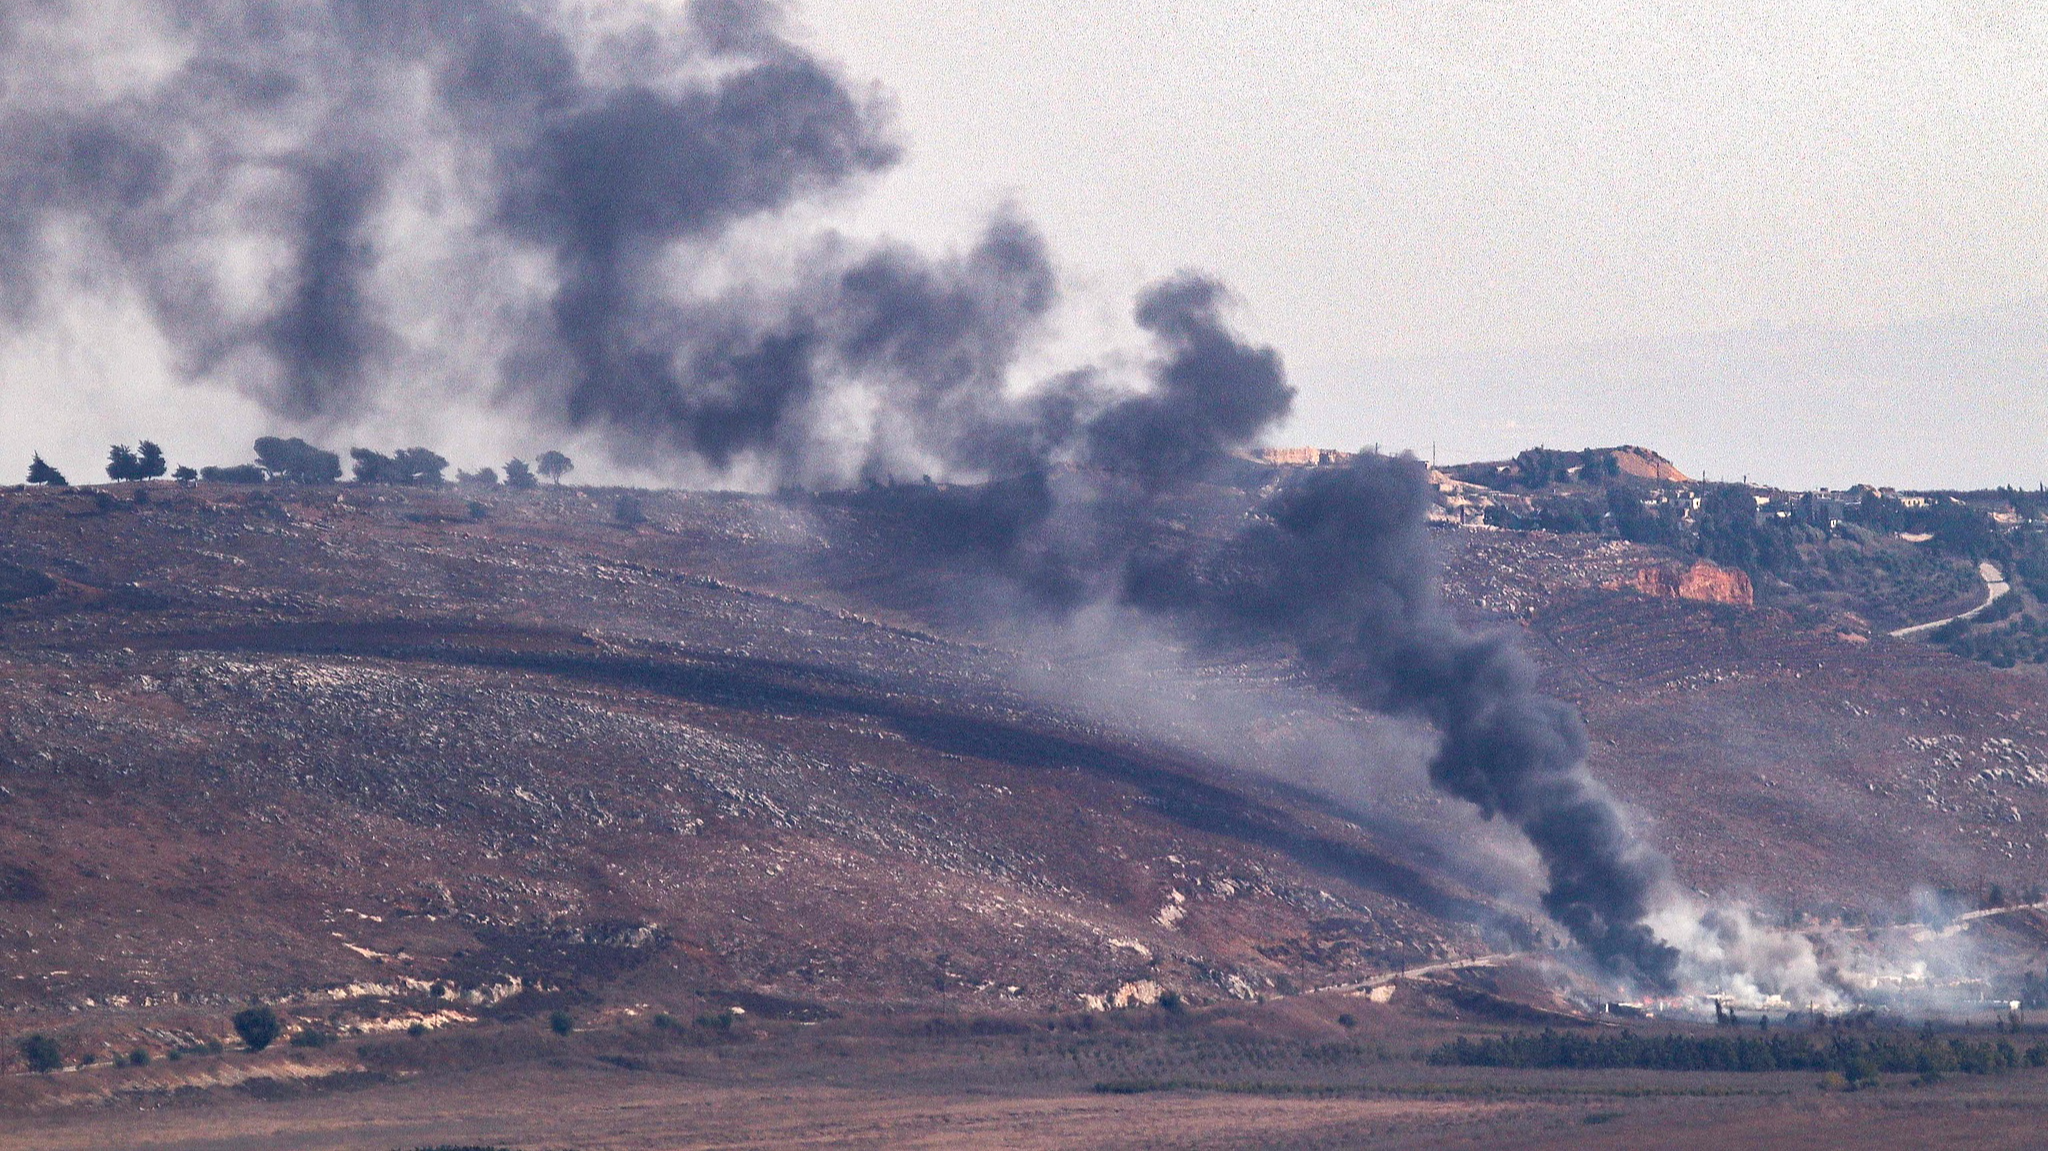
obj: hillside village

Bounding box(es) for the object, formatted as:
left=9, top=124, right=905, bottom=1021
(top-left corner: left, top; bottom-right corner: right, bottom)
left=1253, top=444, right=2048, bottom=667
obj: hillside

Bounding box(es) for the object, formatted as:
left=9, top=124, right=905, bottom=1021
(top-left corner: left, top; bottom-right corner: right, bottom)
left=1435, top=527, right=2048, bottom=910
left=0, top=480, right=1510, bottom=1042
left=3, top=474, right=2048, bottom=1071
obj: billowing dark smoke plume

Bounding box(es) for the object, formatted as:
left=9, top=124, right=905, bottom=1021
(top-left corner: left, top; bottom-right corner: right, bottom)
left=0, top=0, right=1092, bottom=481
left=1084, top=276, right=1290, bottom=485
left=1193, top=458, right=1677, bottom=981
left=844, top=277, right=1679, bottom=983
left=4, top=0, right=1676, bottom=984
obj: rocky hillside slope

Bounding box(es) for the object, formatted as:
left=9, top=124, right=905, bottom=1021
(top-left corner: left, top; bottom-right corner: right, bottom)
left=3, top=476, right=2046, bottom=1057
left=0, top=480, right=1503, bottom=1048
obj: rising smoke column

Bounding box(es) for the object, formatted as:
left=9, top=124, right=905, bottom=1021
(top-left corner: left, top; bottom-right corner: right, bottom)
left=956, top=281, right=1679, bottom=984
left=1193, top=457, right=1680, bottom=984
left=491, top=0, right=900, bottom=466
left=3, top=0, right=1680, bottom=985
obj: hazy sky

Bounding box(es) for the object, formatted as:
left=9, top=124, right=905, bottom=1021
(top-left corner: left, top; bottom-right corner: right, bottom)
left=795, top=0, right=2048, bottom=489
left=4, top=1, right=2043, bottom=490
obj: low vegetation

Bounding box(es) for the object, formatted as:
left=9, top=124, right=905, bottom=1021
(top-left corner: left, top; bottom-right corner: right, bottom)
left=233, top=1006, right=281, bottom=1052
left=18, top=1033, right=61, bottom=1073
left=1432, top=1028, right=2047, bottom=1082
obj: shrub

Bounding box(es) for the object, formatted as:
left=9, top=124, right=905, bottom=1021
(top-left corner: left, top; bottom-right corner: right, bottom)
left=129, top=1047, right=149, bottom=1066
left=652, top=1013, right=678, bottom=1030
left=458, top=467, right=498, bottom=488
left=172, top=465, right=198, bottom=482
left=503, top=458, right=538, bottom=490
left=20, top=1033, right=61, bottom=1073
left=613, top=492, right=646, bottom=526
left=233, top=1006, right=281, bottom=1052
left=200, top=464, right=265, bottom=484
left=288, top=1028, right=332, bottom=1048
left=407, top=1022, right=428, bottom=1038
left=549, top=1010, right=573, bottom=1036
left=696, top=1010, right=735, bottom=1032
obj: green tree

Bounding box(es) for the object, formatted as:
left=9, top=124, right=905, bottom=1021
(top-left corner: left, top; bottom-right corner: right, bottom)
left=233, top=1005, right=281, bottom=1052
left=19, top=1033, right=61, bottom=1073
left=503, top=458, right=538, bottom=490
left=393, top=447, right=449, bottom=486
left=107, top=444, right=142, bottom=480
left=350, top=447, right=448, bottom=486
left=26, top=454, right=66, bottom=486
left=536, top=450, right=573, bottom=486
left=254, top=436, right=342, bottom=484
left=107, top=441, right=169, bottom=481
left=135, top=440, right=167, bottom=479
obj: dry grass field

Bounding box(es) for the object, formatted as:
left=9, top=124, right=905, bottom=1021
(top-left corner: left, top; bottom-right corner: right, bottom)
left=8, top=993, right=2048, bottom=1150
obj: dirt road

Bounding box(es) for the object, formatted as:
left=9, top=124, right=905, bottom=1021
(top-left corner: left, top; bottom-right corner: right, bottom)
left=1890, top=560, right=2008, bottom=638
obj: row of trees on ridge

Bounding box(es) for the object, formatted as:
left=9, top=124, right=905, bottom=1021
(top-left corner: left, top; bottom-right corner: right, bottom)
left=22, top=440, right=574, bottom=489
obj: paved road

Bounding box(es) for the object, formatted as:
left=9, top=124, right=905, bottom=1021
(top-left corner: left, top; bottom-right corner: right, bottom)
left=1890, top=560, right=2008, bottom=639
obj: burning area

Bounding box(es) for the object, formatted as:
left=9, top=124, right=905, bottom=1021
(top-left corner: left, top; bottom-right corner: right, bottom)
left=4, top=0, right=2045, bottom=1026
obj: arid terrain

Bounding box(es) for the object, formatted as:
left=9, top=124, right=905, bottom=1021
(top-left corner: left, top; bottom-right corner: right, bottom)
left=5, top=471, right=2048, bottom=1147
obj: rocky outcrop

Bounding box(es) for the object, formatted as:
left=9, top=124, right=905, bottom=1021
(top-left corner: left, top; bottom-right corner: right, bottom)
left=1249, top=447, right=1356, bottom=467
left=1610, top=446, right=1691, bottom=483
left=1627, top=559, right=1754, bottom=606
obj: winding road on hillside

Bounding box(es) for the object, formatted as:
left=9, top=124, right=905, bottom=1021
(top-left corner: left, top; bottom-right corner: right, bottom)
left=1890, top=561, right=2008, bottom=639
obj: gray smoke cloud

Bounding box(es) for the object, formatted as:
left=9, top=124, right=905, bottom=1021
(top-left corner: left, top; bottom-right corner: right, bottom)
left=3, top=0, right=1677, bottom=985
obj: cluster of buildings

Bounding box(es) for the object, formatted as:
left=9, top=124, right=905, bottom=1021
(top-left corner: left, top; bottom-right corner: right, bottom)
left=1251, top=445, right=2048, bottom=539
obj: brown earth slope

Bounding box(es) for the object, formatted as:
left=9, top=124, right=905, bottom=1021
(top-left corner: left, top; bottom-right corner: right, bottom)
left=1439, top=528, right=2048, bottom=909
left=3, top=478, right=2047, bottom=1067
left=0, top=481, right=1501, bottom=1059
